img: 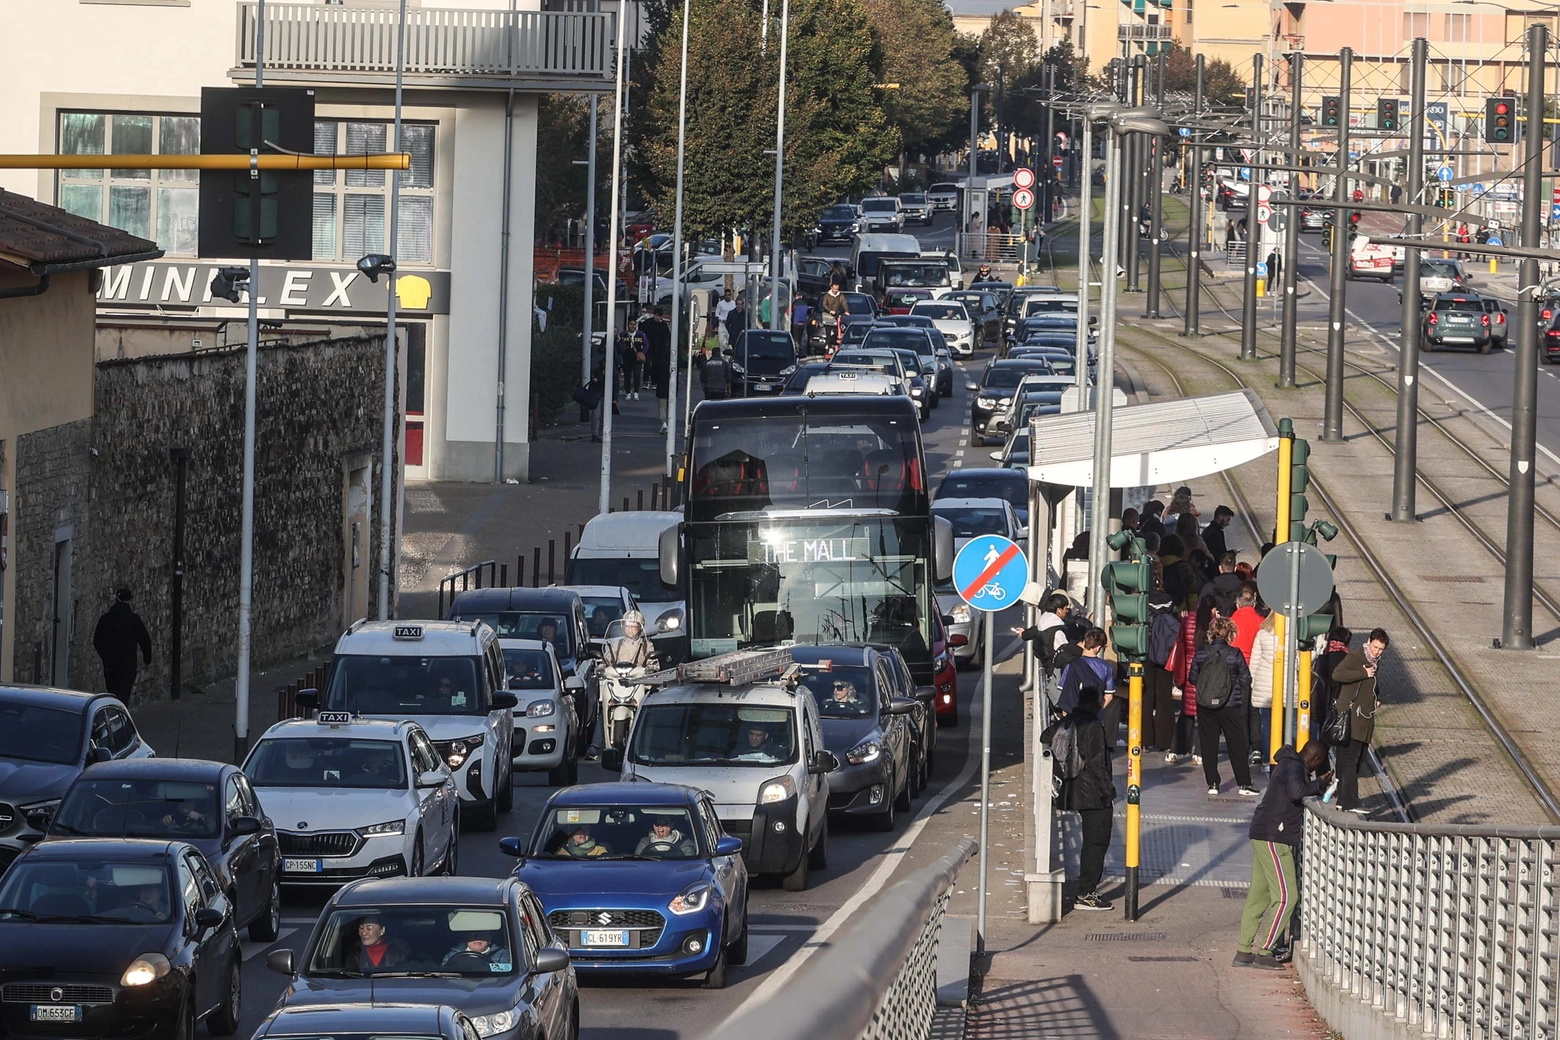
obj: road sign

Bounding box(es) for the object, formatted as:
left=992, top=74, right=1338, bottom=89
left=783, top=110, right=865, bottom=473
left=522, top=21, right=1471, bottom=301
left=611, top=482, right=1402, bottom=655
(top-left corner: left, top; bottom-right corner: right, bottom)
left=1256, top=262, right=1269, bottom=277
left=1256, top=203, right=1273, bottom=225
left=1472, top=182, right=1488, bottom=196
left=1013, top=167, right=1036, bottom=190
left=1179, top=126, right=1191, bottom=138
left=1012, top=187, right=1035, bottom=211
left=1257, top=185, right=1273, bottom=204
left=1052, top=156, right=1064, bottom=170
left=954, top=535, right=1029, bottom=613
left=1487, top=235, right=1503, bottom=247
left=1256, top=541, right=1335, bottom=617
left=1437, top=166, right=1453, bottom=182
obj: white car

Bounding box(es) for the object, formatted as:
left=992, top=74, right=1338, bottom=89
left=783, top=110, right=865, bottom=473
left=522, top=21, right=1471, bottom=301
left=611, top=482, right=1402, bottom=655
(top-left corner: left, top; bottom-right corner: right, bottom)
left=910, top=299, right=979, bottom=355
left=927, top=182, right=961, bottom=211
left=601, top=648, right=836, bottom=891
left=242, top=714, right=459, bottom=885
left=498, top=638, right=579, bottom=786
left=804, top=370, right=898, bottom=396
left=314, top=620, right=518, bottom=831
left=858, top=196, right=905, bottom=233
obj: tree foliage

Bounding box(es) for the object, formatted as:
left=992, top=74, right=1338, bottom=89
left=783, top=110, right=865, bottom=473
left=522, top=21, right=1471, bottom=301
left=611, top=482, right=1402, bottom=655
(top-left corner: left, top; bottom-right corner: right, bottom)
left=978, top=10, right=1039, bottom=88
left=1161, top=45, right=1248, bottom=108
left=534, top=95, right=609, bottom=244
left=862, top=0, right=971, bottom=157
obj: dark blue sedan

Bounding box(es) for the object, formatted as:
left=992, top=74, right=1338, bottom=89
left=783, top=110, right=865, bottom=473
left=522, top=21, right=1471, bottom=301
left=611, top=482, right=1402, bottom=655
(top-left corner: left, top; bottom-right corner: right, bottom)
left=502, top=782, right=749, bottom=988
left=253, top=1003, right=480, bottom=1040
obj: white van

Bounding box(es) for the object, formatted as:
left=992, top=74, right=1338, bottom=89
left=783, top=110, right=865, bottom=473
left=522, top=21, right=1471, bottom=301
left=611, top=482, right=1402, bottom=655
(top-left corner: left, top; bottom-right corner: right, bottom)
left=566, top=510, right=687, bottom=662
left=851, top=233, right=923, bottom=292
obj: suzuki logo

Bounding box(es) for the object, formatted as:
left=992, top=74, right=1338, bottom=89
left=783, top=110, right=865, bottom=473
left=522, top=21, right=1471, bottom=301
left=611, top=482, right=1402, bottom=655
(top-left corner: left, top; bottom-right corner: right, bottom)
left=597, top=912, right=613, bottom=926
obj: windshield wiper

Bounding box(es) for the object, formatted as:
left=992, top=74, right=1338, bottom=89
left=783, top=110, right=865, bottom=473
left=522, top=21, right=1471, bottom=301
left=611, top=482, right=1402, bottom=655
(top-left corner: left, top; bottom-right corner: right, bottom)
left=0, top=907, right=42, bottom=921
left=382, top=971, right=464, bottom=978
left=307, top=969, right=364, bottom=979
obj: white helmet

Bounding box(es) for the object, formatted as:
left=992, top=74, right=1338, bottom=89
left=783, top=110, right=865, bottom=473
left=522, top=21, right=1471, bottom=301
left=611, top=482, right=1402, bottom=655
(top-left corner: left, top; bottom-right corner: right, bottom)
left=623, top=609, right=646, bottom=629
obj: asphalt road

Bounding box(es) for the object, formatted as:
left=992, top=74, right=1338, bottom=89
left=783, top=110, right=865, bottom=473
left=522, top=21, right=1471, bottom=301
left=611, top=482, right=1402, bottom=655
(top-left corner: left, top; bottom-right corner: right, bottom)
left=234, top=213, right=1014, bottom=1040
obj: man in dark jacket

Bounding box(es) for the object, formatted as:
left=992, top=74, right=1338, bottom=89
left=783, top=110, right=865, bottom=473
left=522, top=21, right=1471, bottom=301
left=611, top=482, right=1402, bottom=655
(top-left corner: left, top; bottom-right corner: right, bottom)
left=1198, top=551, right=1243, bottom=615
left=1201, top=505, right=1235, bottom=570
left=642, top=307, right=673, bottom=432
left=1330, top=628, right=1388, bottom=814
left=1139, top=499, right=1167, bottom=539
left=1236, top=741, right=1330, bottom=969
left=93, top=588, right=152, bottom=702
left=1041, top=685, right=1116, bottom=911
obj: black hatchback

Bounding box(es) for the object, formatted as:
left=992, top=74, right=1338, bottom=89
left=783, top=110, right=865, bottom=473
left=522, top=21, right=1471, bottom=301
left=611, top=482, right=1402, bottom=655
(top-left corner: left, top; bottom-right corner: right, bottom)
left=45, top=758, right=283, bottom=943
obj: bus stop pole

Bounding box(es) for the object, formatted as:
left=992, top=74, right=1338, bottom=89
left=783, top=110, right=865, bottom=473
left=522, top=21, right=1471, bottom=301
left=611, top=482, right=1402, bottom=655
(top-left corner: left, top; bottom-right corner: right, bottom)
left=977, top=608, right=994, bottom=954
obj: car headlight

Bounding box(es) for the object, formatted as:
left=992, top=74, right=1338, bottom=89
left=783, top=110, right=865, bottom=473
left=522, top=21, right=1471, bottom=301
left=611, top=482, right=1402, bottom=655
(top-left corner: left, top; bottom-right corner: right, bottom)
left=471, top=1007, right=520, bottom=1038
left=910, top=386, right=924, bottom=397
left=659, top=608, right=683, bottom=631
left=758, top=775, right=794, bottom=804
left=847, top=739, right=881, bottom=765
left=19, top=799, right=59, bottom=827
left=669, top=881, right=712, bottom=915
left=976, top=396, right=998, bottom=409
left=951, top=603, right=972, bottom=623
left=121, top=954, right=170, bottom=987
left=447, top=732, right=486, bottom=767
left=780, top=364, right=796, bottom=376
left=526, top=699, right=557, bottom=718
left=362, top=819, right=405, bottom=837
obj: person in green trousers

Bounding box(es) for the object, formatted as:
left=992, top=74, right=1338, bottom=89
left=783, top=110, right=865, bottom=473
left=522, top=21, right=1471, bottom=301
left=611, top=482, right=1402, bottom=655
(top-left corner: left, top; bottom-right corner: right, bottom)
left=1235, top=740, right=1331, bottom=969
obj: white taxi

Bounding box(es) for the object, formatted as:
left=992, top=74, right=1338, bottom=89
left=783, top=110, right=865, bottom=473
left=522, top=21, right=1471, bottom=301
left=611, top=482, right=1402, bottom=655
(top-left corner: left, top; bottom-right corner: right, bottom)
left=303, top=620, right=518, bottom=831
left=241, top=714, right=459, bottom=885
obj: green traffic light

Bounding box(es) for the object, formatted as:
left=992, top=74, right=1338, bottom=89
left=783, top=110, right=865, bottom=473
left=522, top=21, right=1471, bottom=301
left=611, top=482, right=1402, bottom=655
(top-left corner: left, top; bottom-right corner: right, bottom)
left=1296, top=613, right=1334, bottom=643
left=1111, top=625, right=1151, bottom=657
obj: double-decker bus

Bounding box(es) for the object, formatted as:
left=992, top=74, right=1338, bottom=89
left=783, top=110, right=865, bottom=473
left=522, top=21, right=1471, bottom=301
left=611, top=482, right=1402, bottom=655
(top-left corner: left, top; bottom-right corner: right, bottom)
left=664, top=396, right=953, bottom=684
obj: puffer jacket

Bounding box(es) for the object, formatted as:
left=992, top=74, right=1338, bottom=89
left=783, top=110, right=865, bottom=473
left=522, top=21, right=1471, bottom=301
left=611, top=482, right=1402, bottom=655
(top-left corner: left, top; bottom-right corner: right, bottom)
left=1168, top=613, right=1200, bottom=717
left=1189, top=639, right=1252, bottom=710
left=1248, top=613, right=1278, bottom=709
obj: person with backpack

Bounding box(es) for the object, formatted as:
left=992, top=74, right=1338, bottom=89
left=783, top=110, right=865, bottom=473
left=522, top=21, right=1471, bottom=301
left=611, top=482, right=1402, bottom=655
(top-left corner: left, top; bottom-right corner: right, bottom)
left=1189, top=617, right=1257, bottom=796
left=1236, top=740, right=1331, bottom=970
left=1041, top=683, right=1116, bottom=911
left=1056, top=628, right=1115, bottom=717
left=1014, top=592, right=1073, bottom=687
left=1158, top=534, right=1199, bottom=612
left=1143, top=567, right=1181, bottom=752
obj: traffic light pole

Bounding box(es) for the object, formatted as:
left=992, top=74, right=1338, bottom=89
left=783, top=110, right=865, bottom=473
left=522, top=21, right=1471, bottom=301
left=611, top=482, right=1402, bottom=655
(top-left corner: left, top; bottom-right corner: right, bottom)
left=1323, top=48, right=1353, bottom=442
left=1124, top=660, right=1143, bottom=920
left=1270, top=420, right=1293, bottom=766
left=1145, top=50, right=1166, bottom=318
left=1239, top=52, right=1263, bottom=361
left=1278, top=52, right=1302, bottom=387
left=1086, top=123, right=1124, bottom=618
left=1502, top=21, right=1548, bottom=650
left=1074, top=118, right=1094, bottom=410
left=1392, top=37, right=1428, bottom=523
left=1183, top=55, right=1204, bottom=337
left=977, top=608, right=994, bottom=951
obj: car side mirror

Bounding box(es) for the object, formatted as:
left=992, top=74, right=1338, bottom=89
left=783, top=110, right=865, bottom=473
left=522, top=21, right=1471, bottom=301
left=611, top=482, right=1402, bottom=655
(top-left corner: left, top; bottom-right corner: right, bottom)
left=714, top=835, right=744, bottom=856
left=531, top=948, right=571, bottom=975
left=193, top=906, right=224, bottom=931
left=966, top=382, right=979, bottom=392
left=229, top=816, right=262, bottom=838
left=492, top=691, right=519, bottom=711
left=941, top=614, right=955, bottom=625
left=810, top=750, right=840, bottom=774
left=90, top=746, right=112, bottom=764
left=600, top=748, right=625, bottom=771
left=26, top=809, right=55, bottom=832
left=499, top=836, right=526, bottom=858
left=266, top=950, right=295, bottom=975
left=294, top=689, right=319, bottom=712
left=417, top=770, right=447, bottom=789
left=885, top=697, right=919, bottom=716
left=564, top=674, right=585, bottom=691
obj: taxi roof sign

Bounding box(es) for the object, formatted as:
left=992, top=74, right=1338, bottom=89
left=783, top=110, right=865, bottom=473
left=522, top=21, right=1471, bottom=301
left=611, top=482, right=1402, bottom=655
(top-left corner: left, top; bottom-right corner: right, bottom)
left=316, top=711, right=353, bottom=725
left=393, top=625, right=424, bottom=640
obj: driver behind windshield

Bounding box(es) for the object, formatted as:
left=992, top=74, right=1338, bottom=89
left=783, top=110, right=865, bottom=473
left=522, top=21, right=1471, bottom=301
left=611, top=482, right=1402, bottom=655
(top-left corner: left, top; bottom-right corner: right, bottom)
left=159, top=798, right=212, bottom=833
left=735, top=723, right=782, bottom=762
left=635, top=817, right=697, bottom=857
left=443, top=928, right=512, bottom=970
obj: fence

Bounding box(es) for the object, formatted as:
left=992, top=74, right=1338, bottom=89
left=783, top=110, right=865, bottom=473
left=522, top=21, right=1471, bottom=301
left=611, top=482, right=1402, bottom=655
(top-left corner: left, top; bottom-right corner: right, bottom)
left=954, top=232, right=1027, bottom=265
left=1298, top=801, right=1560, bottom=1040
left=705, top=840, right=976, bottom=1040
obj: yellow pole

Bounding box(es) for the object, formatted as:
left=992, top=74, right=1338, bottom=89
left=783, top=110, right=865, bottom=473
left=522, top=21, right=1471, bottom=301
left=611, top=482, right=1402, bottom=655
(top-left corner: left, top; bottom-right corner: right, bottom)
left=0, top=153, right=409, bottom=171
left=1124, top=662, right=1143, bottom=920
left=1271, top=424, right=1293, bottom=766
left=1295, top=643, right=1312, bottom=752
left=1256, top=276, right=1266, bottom=298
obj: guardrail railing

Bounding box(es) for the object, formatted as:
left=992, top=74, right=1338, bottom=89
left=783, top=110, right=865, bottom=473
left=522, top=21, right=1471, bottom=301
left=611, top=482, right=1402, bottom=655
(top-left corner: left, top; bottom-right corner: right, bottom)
left=706, top=840, right=976, bottom=1040
left=955, top=232, right=1028, bottom=265
left=1298, top=801, right=1560, bottom=1040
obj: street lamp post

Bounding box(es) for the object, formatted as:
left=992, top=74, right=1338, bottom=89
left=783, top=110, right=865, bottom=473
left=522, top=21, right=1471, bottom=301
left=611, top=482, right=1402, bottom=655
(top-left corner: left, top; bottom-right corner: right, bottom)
left=1278, top=52, right=1302, bottom=387
left=666, top=0, right=692, bottom=478
left=1391, top=37, right=1429, bottom=522
left=1322, top=47, right=1353, bottom=442
left=1239, top=52, right=1263, bottom=362
left=1184, top=54, right=1204, bottom=336
left=967, top=84, right=989, bottom=241
left=598, top=0, right=631, bottom=514
left=769, top=0, right=791, bottom=332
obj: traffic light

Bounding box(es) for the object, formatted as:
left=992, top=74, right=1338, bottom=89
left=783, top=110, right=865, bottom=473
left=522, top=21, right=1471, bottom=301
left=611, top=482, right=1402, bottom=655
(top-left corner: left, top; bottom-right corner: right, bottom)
left=1377, top=97, right=1400, bottom=132
left=1295, top=613, right=1334, bottom=647
left=1348, top=210, right=1362, bottom=236
left=1322, top=96, right=1342, bottom=127
left=1104, top=531, right=1152, bottom=659
left=198, top=86, right=316, bottom=261
left=1288, top=437, right=1311, bottom=542
left=1486, top=96, right=1516, bottom=144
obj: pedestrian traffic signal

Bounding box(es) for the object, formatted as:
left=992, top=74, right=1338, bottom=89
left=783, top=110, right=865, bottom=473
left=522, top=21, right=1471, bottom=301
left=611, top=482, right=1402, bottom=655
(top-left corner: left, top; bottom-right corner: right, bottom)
left=1295, top=613, right=1333, bottom=646
left=1289, top=437, right=1311, bottom=542
left=1377, top=98, right=1400, bottom=133
left=1486, top=96, right=1516, bottom=143
left=198, top=86, right=316, bottom=260
left=1322, top=96, right=1343, bottom=127
left=1103, top=532, right=1152, bottom=658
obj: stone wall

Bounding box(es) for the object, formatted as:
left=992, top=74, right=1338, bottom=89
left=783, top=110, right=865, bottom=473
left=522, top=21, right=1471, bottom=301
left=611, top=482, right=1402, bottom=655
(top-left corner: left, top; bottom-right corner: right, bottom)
left=10, top=418, right=92, bottom=686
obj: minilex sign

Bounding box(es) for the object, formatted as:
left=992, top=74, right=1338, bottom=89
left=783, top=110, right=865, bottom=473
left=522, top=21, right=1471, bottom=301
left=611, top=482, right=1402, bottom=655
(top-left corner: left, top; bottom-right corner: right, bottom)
left=95, top=260, right=452, bottom=315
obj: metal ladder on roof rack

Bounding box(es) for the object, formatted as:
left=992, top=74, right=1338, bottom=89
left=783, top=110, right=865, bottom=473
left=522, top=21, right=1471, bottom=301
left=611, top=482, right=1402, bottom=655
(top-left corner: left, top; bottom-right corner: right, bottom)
left=640, top=647, right=795, bottom=687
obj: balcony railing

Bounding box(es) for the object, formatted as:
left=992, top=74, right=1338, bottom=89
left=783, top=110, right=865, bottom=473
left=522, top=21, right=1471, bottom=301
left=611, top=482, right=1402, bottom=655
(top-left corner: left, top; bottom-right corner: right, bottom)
left=234, top=2, right=614, bottom=88
left=1118, top=22, right=1174, bottom=40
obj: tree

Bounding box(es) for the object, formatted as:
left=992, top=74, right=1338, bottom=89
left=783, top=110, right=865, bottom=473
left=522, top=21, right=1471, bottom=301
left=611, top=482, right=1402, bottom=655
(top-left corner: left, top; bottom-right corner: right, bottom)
left=533, top=95, right=610, bottom=244
left=862, top=0, right=970, bottom=159
left=978, top=10, right=1039, bottom=161
left=1161, top=45, right=1247, bottom=108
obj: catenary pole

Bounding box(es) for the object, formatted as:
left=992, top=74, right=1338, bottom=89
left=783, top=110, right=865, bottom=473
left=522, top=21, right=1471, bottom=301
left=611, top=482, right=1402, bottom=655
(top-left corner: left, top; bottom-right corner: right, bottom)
left=1074, top=116, right=1094, bottom=406
left=377, top=0, right=407, bottom=618
left=582, top=97, right=598, bottom=388
left=1145, top=49, right=1165, bottom=317
left=1239, top=52, right=1263, bottom=361
left=1184, top=55, right=1204, bottom=336
left=1391, top=37, right=1428, bottom=521
left=598, top=0, right=630, bottom=514
left=1322, top=47, right=1353, bottom=441
left=1087, top=124, right=1124, bottom=618
left=666, top=0, right=691, bottom=476
left=1278, top=51, right=1303, bottom=386
left=769, top=0, right=790, bottom=332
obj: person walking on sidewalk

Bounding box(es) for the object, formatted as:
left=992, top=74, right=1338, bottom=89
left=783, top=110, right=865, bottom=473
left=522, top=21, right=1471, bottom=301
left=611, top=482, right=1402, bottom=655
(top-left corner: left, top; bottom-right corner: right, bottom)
left=643, top=307, right=673, bottom=433
left=1166, top=592, right=1214, bottom=763
left=1199, top=551, right=1243, bottom=616
left=1042, top=684, right=1116, bottom=912
left=699, top=348, right=733, bottom=401
left=1235, top=740, right=1331, bottom=970
left=1330, top=628, right=1389, bottom=814
left=1189, top=617, right=1257, bottom=796
left=93, top=588, right=151, bottom=703
left=724, top=296, right=748, bottom=347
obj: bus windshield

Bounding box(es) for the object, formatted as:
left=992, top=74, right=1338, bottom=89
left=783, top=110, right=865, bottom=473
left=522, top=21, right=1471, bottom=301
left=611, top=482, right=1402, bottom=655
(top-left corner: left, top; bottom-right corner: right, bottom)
left=879, top=262, right=950, bottom=288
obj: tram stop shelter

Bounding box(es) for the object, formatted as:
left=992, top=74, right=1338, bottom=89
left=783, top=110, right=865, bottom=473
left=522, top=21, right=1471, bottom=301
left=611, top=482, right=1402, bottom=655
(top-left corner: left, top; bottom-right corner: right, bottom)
left=1018, top=388, right=1279, bottom=922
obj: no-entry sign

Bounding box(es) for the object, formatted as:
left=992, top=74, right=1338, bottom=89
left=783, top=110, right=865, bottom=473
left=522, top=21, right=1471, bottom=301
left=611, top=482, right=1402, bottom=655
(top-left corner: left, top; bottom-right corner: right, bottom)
left=1013, top=167, right=1036, bottom=190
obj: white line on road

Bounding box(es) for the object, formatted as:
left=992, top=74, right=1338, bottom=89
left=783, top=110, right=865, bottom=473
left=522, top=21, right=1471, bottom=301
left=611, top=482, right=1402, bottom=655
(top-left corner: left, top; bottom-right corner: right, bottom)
left=742, top=934, right=787, bottom=966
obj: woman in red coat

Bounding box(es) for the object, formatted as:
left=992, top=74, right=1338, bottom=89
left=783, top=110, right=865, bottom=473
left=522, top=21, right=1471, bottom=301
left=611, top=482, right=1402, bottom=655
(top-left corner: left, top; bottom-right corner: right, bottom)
left=1166, top=595, right=1219, bottom=764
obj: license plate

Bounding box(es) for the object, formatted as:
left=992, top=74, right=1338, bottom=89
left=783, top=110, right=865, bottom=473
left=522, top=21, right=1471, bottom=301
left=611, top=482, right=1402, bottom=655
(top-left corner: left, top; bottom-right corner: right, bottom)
left=582, top=929, right=629, bottom=947
left=753, top=384, right=774, bottom=392
left=1444, top=336, right=1474, bottom=343
left=284, top=857, right=323, bottom=873
left=30, top=1006, right=80, bottom=1023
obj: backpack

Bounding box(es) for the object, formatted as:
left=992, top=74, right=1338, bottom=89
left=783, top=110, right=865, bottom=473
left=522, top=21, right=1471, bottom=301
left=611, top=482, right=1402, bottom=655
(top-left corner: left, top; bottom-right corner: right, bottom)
left=1036, top=622, right=1066, bottom=667
left=1147, top=606, right=1181, bottom=668
left=1051, top=718, right=1086, bottom=779
left=1195, top=648, right=1234, bottom=709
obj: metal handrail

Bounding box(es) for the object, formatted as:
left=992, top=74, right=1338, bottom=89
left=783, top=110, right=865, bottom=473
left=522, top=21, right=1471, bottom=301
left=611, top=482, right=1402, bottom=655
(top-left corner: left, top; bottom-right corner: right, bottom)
left=1298, top=799, right=1560, bottom=1038
left=706, top=840, right=977, bottom=1040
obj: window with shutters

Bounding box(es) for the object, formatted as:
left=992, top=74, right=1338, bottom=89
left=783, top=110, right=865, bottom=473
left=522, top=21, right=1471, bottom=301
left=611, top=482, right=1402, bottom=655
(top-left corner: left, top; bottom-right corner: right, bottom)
left=312, top=120, right=435, bottom=265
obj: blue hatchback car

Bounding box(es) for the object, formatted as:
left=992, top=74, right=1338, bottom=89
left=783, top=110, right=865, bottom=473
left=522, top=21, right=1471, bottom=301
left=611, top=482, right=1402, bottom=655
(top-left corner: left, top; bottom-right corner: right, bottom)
left=501, top=782, right=749, bottom=988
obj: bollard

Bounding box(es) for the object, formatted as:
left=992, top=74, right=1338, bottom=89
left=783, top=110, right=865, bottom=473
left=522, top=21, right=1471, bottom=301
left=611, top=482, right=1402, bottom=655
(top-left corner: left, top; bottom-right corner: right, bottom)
left=623, top=496, right=630, bottom=513
left=637, top=489, right=644, bottom=511
left=564, top=531, right=573, bottom=564
left=1256, top=276, right=1266, bottom=298
left=548, top=540, right=556, bottom=585
left=532, top=547, right=542, bottom=587
left=500, top=563, right=508, bottom=587
left=1491, top=256, right=1498, bottom=274
left=517, top=556, right=526, bottom=589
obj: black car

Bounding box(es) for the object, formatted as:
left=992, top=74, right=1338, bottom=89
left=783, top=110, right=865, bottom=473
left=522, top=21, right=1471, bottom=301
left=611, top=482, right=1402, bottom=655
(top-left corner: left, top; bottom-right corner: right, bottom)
left=788, top=647, right=918, bottom=831
left=732, top=329, right=799, bottom=395
left=0, top=838, right=241, bottom=1037
left=946, top=290, right=1003, bottom=343
left=934, top=467, right=1030, bottom=526
left=879, top=647, right=935, bottom=792
left=811, top=203, right=860, bottom=244
left=781, top=360, right=832, bottom=393
left=967, top=359, right=1060, bottom=445
left=0, top=686, right=155, bottom=874
left=45, top=758, right=283, bottom=943
left=254, top=1003, right=482, bottom=1040
left=1421, top=293, right=1492, bottom=354
left=265, top=876, right=576, bottom=1040
left=555, top=267, right=629, bottom=299
left=448, top=587, right=599, bottom=741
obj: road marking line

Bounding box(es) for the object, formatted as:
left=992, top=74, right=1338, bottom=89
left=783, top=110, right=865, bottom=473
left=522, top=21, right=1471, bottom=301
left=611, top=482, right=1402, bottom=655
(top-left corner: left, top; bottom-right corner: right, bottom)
left=742, top=934, right=787, bottom=966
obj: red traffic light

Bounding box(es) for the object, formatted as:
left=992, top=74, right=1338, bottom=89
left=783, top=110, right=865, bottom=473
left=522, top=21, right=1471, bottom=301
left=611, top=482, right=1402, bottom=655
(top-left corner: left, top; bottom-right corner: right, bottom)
left=1495, top=102, right=1510, bottom=115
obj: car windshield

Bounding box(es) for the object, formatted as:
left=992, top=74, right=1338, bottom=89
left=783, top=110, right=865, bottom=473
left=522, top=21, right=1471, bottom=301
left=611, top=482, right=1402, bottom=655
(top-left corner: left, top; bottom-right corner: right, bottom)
left=567, top=557, right=678, bottom=603
left=0, top=860, right=173, bottom=924
left=833, top=352, right=900, bottom=377
left=933, top=506, right=1010, bottom=538
left=54, top=778, right=221, bottom=839
left=844, top=293, right=876, bottom=315
left=739, top=333, right=796, bottom=359
left=798, top=666, right=878, bottom=719
left=501, top=648, right=555, bottom=689
left=1024, top=298, right=1077, bottom=314
left=629, top=703, right=797, bottom=767
left=452, top=611, right=575, bottom=655
left=982, top=367, right=1032, bottom=390
left=306, top=906, right=519, bottom=977
left=936, top=472, right=1027, bottom=510
left=884, top=290, right=927, bottom=308
left=579, top=597, right=627, bottom=637
left=534, top=806, right=702, bottom=859
left=880, top=263, right=948, bottom=287
left=861, top=198, right=897, bottom=213
left=0, top=701, right=82, bottom=765
left=914, top=304, right=966, bottom=321
left=891, top=349, right=924, bottom=376
left=246, top=738, right=408, bottom=790
left=1423, top=261, right=1459, bottom=276
left=823, top=205, right=857, bottom=219
left=326, top=655, right=486, bottom=716
left=861, top=331, right=928, bottom=355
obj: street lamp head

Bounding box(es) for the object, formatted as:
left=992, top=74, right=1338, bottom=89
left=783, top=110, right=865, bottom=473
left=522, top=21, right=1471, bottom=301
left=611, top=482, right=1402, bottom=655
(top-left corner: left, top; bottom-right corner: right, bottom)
left=357, top=254, right=397, bottom=284
left=1084, top=100, right=1123, bottom=121
left=1110, top=106, right=1171, bottom=135
left=209, top=266, right=251, bottom=304
left=973, top=82, right=991, bottom=93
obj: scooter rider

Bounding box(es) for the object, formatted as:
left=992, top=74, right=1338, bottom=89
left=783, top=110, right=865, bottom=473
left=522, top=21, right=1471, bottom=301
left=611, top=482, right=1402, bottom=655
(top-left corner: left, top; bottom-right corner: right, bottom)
left=586, top=611, right=660, bottom=759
